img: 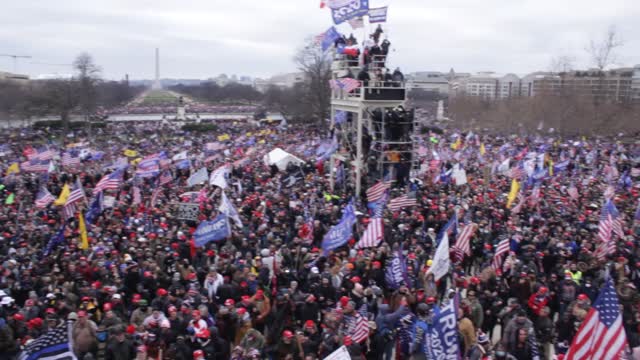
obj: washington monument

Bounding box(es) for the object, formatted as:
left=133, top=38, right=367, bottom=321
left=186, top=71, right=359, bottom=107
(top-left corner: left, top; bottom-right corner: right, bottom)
left=151, top=47, right=162, bottom=90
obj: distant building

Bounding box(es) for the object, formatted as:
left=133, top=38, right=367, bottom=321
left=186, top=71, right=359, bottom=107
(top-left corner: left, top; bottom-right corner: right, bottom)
left=533, top=68, right=635, bottom=103
left=254, top=72, right=305, bottom=93
left=406, top=72, right=450, bottom=95
left=449, top=66, right=639, bottom=104
left=497, top=74, right=520, bottom=99
left=0, top=71, right=29, bottom=83
left=455, top=72, right=502, bottom=100
left=633, top=65, right=640, bottom=103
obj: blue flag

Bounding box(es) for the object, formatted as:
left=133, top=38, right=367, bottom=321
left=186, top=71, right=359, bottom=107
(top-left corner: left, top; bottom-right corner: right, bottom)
left=44, top=223, right=67, bottom=256
left=436, top=212, right=458, bottom=245
left=635, top=201, right=640, bottom=221
left=335, top=110, right=348, bottom=125
left=84, top=192, right=103, bottom=225
left=368, top=6, right=388, bottom=23
left=176, top=159, right=191, bottom=170
left=194, top=214, right=231, bottom=247
left=385, top=246, right=408, bottom=290
left=321, top=26, right=341, bottom=52
left=424, top=293, right=461, bottom=358
left=321, top=200, right=356, bottom=255
left=330, top=0, right=369, bottom=24
left=553, top=160, right=570, bottom=174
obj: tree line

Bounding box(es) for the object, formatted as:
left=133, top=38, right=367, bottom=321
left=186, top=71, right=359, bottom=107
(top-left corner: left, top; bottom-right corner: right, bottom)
left=0, top=52, right=145, bottom=133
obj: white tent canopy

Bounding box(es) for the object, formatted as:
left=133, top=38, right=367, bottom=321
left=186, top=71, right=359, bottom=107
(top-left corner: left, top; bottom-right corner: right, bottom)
left=264, top=148, right=305, bottom=171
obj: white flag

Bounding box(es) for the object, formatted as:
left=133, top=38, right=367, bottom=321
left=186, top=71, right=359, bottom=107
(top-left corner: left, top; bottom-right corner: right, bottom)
left=428, top=232, right=450, bottom=281
left=452, top=165, right=467, bottom=186
left=172, top=151, right=188, bottom=161
left=497, top=158, right=510, bottom=174
left=209, top=165, right=230, bottom=189
left=187, top=167, right=209, bottom=187
left=219, top=191, right=243, bottom=228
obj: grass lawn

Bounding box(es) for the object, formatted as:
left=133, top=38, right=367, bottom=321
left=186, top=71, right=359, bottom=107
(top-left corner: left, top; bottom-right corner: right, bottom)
left=139, top=90, right=178, bottom=105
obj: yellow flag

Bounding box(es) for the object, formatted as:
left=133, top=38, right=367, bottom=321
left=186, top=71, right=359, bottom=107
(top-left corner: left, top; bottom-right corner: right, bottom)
left=245, top=132, right=253, bottom=137
left=217, top=134, right=230, bottom=141
left=506, top=179, right=520, bottom=208
left=258, top=139, right=266, bottom=144
left=451, top=137, right=461, bottom=150
left=132, top=157, right=142, bottom=165
left=54, top=184, right=70, bottom=206
left=479, top=143, right=486, bottom=156
left=5, top=163, right=19, bottom=176
left=78, top=212, right=89, bottom=250
left=548, top=159, right=554, bottom=176
left=124, top=149, right=138, bottom=157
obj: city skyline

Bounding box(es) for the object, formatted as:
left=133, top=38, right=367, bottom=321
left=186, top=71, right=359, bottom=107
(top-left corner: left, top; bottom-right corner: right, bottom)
left=1, top=0, right=639, bottom=80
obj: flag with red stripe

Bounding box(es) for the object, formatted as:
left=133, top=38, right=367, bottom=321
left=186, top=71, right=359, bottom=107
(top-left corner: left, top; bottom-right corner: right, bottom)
left=491, top=238, right=510, bottom=270
left=388, top=193, right=417, bottom=212
left=355, top=218, right=383, bottom=249
left=366, top=180, right=390, bottom=202
left=564, top=279, right=628, bottom=360
left=453, top=222, right=477, bottom=261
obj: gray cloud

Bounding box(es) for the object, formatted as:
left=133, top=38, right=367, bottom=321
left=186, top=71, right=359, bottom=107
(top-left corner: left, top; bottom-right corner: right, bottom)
left=1, top=0, right=638, bottom=80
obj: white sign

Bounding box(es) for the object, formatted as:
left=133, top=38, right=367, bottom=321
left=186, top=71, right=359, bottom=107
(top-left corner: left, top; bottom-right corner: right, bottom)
left=323, top=345, right=351, bottom=360
left=103, top=196, right=116, bottom=209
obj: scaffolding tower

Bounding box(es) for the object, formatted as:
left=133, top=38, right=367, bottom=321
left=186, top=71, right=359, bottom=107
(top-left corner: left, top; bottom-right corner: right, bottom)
left=329, top=55, right=419, bottom=198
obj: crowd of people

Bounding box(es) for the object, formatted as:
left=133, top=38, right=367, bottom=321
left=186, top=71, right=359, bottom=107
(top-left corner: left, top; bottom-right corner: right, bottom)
left=105, top=105, right=258, bottom=116
left=0, top=118, right=639, bottom=360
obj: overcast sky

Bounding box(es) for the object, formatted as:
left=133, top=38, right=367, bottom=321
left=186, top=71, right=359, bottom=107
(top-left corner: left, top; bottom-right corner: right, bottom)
left=1, top=0, right=639, bottom=80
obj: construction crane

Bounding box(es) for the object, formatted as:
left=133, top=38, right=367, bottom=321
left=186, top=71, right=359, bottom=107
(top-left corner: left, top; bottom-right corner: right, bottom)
left=0, top=53, right=32, bottom=73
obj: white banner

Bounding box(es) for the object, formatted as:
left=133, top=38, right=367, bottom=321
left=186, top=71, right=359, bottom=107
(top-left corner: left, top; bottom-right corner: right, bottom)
left=428, top=232, right=450, bottom=281
left=323, top=345, right=351, bottom=360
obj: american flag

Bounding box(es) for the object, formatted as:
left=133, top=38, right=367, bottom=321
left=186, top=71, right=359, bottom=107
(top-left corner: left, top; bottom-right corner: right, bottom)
left=93, top=169, right=124, bottom=194
left=159, top=170, right=173, bottom=186
left=530, top=184, right=541, bottom=205
left=28, top=147, right=56, bottom=161
left=491, top=238, right=510, bottom=270
left=452, top=222, right=477, bottom=261
left=398, top=313, right=416, bottom=355
left=150, top=188, right=161, bottom=207
left=345, top=304, right=369, bottom=343
left=355, top=218, right=383, bottom=249
left=61, top=151, right=81, bottom=167
left=132, top=186, right=141, bottom=205
left=21, top=159, right=50, bottom=172
left=61, top=202, right=76, bottom=221
left=509, top=163, right=526, bottom=179
left=388, top=192, right=417, bottom=212
left=568, top=182, right=579, bottom=200
left=366, top=180, right=391, bottom=202
left=35, top=187, right=56, bottom=208
left=564, top=279, right=628, bottom=360
left=597, top=200, right=623, bottom=260
left=18, top=322, right=76, bottom=360
left=65, top=178, right=86, bottom=207
left=511, top=194, right=526, bottom=215
left=135, top=158, right=160, bottom=178
left=205, top=142, right=225, bottom=151
left=329, top=78, right=361, bottom=93
left=429, top=159, right=441, bottom=172
left=604, top=184, right=615, bottom=200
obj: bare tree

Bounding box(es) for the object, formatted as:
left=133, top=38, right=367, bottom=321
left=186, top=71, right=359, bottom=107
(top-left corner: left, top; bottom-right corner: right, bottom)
left=73, top=52, right=101, bottom=136
left=549, top=55, right=576, bottom=73
left=294, top=38, right=332, bottom=124
left=586, top=25, right=624, bottom=70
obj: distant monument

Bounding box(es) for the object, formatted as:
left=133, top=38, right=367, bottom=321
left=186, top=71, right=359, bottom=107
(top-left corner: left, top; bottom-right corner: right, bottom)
left=436, top=100, right=450, bottom=121
left=151, top=48, right=162, bottom=90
